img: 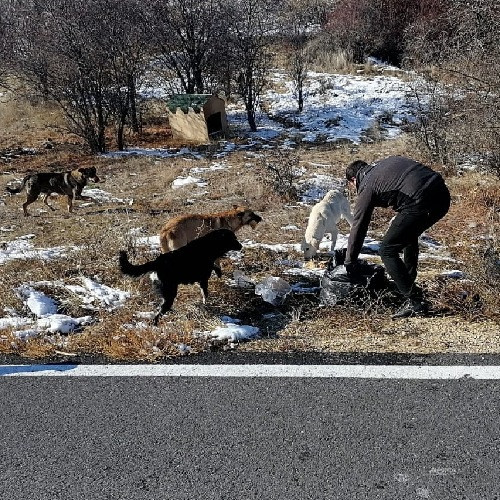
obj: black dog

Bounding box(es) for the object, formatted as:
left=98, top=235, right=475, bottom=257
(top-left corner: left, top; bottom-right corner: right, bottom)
left=6, top=166, right=100, bottom=216
left=119, top=229, right=243, bottom=325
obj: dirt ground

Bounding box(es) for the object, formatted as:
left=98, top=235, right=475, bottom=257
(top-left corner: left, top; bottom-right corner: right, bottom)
left=0, top=97, right=499, bottom=361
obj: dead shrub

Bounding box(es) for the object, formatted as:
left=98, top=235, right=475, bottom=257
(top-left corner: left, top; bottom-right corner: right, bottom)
left=256, top=149, right=300, bottom=201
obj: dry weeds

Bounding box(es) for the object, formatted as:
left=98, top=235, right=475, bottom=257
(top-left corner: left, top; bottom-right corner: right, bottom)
left=0, top=93, right=498, bottom=361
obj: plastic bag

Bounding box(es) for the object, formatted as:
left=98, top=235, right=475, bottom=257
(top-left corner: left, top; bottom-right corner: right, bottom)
left=320, top=249, right=387, bottom=306
left=255, top=277, right=292, bottom=305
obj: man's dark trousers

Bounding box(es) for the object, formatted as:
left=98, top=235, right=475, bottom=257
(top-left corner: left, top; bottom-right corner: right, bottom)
left=378, top=178, right=450, bottom=298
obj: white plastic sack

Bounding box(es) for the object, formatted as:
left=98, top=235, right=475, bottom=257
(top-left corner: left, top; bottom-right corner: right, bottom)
left=255, top=277, right=292, bottom=305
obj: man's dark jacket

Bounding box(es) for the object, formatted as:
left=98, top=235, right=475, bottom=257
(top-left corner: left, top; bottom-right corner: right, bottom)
left=345, top=156, right=446, bottom=265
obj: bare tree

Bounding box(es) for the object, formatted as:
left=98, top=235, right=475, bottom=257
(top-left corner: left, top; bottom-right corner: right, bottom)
left=7, top=0, right=149, bottom=153
left=7, top=0, right=113, bottom=151
left=99, top=0, right=149, bottom=149
left=145, top=0, right=226, bottom=94
left=282, top=0, right=325, bottom=113
left=229, top=0, right=276, bottom=132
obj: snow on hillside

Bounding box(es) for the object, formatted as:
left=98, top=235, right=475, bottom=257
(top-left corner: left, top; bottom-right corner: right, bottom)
left=247, top=70, right=415, bottom=144
left=110, top=67, right=418, bottom=159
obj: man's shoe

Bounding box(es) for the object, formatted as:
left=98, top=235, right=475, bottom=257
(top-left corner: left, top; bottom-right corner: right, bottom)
left=392, top=298, right=429, bottom=319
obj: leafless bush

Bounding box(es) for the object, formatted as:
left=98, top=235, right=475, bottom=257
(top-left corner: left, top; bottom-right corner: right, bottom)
left=406, top=77, right=452, bottom=165
left=407, top=73, right=500, bottom=174
left=404, top=0, right=500, bottom=175
left=257, top=149, right=300, bottom=201
left=281, top=0, right=326, bottom=113
left=6, top=0, right=148, bottom=153
left=324, top=0, right=422, bottom=65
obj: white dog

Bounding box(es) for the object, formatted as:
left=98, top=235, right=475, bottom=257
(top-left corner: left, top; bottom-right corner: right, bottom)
left=301, top=189, right=353, bottom=260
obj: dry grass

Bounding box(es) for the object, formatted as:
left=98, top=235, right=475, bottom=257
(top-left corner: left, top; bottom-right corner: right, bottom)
left=0, top=93, right=499, bottom=361
left=0, top=84, right=70, bottom=150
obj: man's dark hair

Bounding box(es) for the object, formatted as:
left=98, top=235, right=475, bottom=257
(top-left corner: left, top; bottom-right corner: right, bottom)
left=346, top=160, right=368, bottom=181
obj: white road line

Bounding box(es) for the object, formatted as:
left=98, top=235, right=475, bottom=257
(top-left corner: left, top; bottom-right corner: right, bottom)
left=1, top=364, right=500, bottom=379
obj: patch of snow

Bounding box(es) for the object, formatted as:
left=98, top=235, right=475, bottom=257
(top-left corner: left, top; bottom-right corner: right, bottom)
left=190, top=161, right=230, bottom=174
left=243, top=240, right=301, bottom=253
left=0, top=235, right=77, bottom=265
left=81, top=188, right=133, bottom=205
left=177, top=343, right=192, bottom=355
left=284, top=266, right=325, bottom=279
left=209, top=323, right=260, bottom=342
left=419, top=253, right=457, bottom=263
left=299, top=174, right=346, bottom=204
left=135, top=235, right=161, bottom=250
left=104, top=147, right=203, bottom=160
left=420, top=234, right=442, bottom=249
left=366, top=56, right=401, bottom=72
left=172, top=175, right=207, bottom=189
left=66, top=277, right=130, bottom=311
left=220, top=316, right=241, bottom=324
left=440, top=270, right=466, bottom=279
left=0, top=316, right=32, bottom=330
left=256, top=70, right=416, bottom=144
left=1, top=287, right=94, bottom=338
left=22, top=288, right=58, bottom=317
left=135, top=311, right=156, bottom=321
left=35, top=314, right=92, bottom=334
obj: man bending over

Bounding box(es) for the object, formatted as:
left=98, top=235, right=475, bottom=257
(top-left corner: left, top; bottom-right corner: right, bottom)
left=345, top=156, right=450, bottom=318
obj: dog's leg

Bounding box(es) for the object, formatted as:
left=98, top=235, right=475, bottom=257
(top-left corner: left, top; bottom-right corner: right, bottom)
left=22, top=201, right=31, bottom=217
left=153, top=283, right=178, bottom=325
left=22, top=195, right=38, bottom=217
left=213, top=258, right=222, bottom=278
left=153, top=302, right=170, bottom=326
left=42, top=194, right=56, bottom=211
left=342, top=198, right=354, bottom=226
left=329, top=228, right=339, bottom=252
left=69, top=188, right=91, bottom=212
left=22, top=185, right=41, bottom=217
left=309, top=237, right=321, bottom=258
left=199, top=280, right=209, bottom=304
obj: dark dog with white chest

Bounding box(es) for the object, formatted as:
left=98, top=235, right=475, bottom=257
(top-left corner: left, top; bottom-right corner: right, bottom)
left=6, top=166, right=100, bottom=216
left=119, top=229, right=243, bottom=325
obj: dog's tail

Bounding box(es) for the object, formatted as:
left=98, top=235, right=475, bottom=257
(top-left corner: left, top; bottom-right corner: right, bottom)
left=119, top=250, right=158, bottom=277
left=6, top=176, right=29, bottom=195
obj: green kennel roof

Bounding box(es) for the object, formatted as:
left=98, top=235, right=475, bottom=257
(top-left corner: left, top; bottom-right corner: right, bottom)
left=167, top=94, right=214, bottom=114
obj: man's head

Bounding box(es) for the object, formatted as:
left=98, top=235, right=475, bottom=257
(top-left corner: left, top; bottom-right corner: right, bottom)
left=345, top=160, right=368, bottom=186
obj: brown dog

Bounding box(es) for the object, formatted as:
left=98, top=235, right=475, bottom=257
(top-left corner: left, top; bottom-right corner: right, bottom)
left=6, top=166, right=100, bottom=216
left=159, top=205, right=261, bottom=277
left=159, top=205, right=262, bottom=252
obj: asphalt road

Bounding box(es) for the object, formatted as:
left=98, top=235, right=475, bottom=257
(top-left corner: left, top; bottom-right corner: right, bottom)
left=1, top=357, right=500, bottom=499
